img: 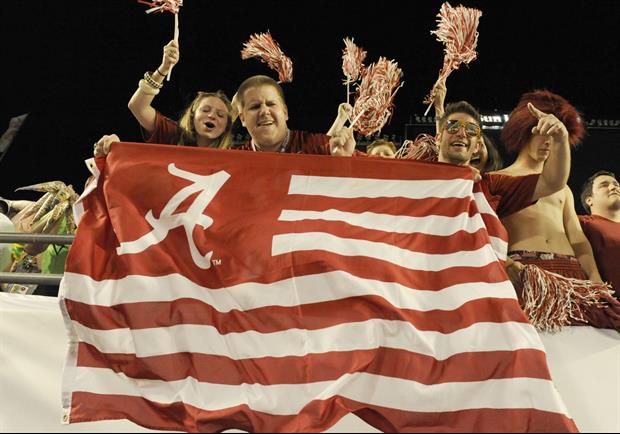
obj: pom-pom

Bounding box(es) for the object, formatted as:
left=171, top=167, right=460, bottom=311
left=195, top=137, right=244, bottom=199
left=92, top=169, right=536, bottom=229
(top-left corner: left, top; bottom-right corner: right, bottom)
left=395, top=134, right=439, bottom=161
left=423, top=2, right=482, bottom=106
left=342, top=37, right=367, bottom=84
left=137, top=0, right=183, bottom=14
left=241, top=31, right=293, bottom=83
left=350, top=57, right=404, bottom=137
left=521, top=265, right=616, bottom=332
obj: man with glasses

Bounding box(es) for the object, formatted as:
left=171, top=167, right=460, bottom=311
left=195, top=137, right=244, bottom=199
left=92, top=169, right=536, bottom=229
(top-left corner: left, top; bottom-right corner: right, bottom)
left=435, top=100, right=564, bottom=219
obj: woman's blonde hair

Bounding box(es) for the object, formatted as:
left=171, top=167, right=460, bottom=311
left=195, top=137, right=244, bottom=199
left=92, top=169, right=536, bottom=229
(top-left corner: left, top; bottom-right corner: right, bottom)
left=177, top=90, right=233, bottom=149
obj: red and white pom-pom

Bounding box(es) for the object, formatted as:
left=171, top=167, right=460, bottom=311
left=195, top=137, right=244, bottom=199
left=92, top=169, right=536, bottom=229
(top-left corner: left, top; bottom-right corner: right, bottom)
left=241, top=31, right=293, bottom=83
left=350, top=57, right=404, bottom=137
left=423, top=2, right=482, bottom=105
left=137, top=0, right=183, bottom=14
left=342, top=37, right=367, bottom=84
left=395, top=134, right=439, bottom=161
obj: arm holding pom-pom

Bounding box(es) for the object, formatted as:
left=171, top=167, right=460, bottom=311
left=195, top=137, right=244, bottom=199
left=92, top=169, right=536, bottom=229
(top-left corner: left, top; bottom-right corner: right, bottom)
left=433, top=78, right=447, bottom=133
left=128, top=40, right=179, bottom=135
left=329, top=126, right=356, bottom=157
left=327, top=103, right=352, bottom=136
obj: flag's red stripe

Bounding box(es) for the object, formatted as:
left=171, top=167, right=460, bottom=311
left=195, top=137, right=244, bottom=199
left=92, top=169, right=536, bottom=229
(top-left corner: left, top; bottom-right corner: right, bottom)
left=77, top=342, right=551, bottom=385
left=66, top=296, right=526, bottom=334
left=265, top=251, right=510, bottom=290
left=275, top=220, right=494, bottom=255
left=480, top=212, right=509, bottom=242
left=69, top=392, right=577, bottom=433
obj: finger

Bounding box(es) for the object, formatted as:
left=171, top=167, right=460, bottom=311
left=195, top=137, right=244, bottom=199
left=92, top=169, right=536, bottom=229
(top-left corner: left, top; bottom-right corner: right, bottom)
left=536, top=118, right=553, bottom=135
left=546, top=123, right=564, bottom=136
left=527, top=102, right=546, bottom=119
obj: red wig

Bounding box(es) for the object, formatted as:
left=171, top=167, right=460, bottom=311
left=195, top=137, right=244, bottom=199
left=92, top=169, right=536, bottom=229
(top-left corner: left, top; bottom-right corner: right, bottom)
left=501, top=89, right=585, bottom=154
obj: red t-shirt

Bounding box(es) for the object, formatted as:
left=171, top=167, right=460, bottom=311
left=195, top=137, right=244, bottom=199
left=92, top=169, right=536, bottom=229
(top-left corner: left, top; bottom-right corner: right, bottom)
left=142, top=111, right=182, bottom=145
left=579, top=214, right=620, bottom=294
left=235, top=130, right=331, bottom=154
left=480, top=173, right=540, bottom=218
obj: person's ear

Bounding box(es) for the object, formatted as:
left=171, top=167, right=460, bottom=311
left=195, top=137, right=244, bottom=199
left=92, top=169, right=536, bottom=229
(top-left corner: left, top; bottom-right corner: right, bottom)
left=239, top=112, right=246, bottom=127
left=586, top=196, right=594, bottom=207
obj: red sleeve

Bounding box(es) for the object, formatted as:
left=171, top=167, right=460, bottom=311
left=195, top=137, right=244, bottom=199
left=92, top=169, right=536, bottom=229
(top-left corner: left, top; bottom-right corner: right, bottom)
left=287, top=131, right=330, bottom=155
left=141, top=111, right=182, bottom=145
left=483, top=173, right=540, bottom=218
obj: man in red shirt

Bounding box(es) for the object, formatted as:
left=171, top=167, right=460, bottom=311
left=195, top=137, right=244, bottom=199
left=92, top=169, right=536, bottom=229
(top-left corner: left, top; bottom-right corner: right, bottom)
left=579, top=171, right=620, bottom=298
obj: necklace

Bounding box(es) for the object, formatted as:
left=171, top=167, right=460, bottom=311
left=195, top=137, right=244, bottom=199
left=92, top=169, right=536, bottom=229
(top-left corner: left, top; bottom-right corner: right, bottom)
left=251, top=129, right=291, bottom=153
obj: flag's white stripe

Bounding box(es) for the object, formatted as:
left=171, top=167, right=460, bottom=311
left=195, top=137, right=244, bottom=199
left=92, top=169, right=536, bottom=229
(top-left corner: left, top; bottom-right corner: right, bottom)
left=288, top=175, right=472, bottom=199
left=278, top=209, right=486, bottom=236
left=473, top=192, right=497, bottom=217
left=272, top=232, right=498, bottom=271
left=73, top=367, right=569, bottom=417
left=61, top=271, right=516, bottom=312
left=71, top=319, right=543, bottom=361
left=466, top=203, right=508, bottom=261
left=490, top=236, right=508, bottom=261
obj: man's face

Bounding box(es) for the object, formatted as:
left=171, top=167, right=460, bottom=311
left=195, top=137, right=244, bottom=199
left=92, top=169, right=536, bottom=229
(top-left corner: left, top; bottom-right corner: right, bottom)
left=588, top=175, right=620, bottom=213
left=525, top=134, right=553, bottom=163
left=239, top=85, right=289, bottom=149
left=437, top=113, right=480, bottom=165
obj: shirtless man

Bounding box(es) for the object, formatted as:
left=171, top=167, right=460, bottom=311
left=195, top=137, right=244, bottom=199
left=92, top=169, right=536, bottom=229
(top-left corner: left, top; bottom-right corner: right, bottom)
left=497, top=90, right=619, bottom=330
left=498, top=90, right=598, bottom=281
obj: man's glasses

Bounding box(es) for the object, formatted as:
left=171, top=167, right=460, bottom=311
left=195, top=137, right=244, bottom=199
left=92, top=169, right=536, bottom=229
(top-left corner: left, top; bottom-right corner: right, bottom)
left=445, top=119, right=481, bottom=137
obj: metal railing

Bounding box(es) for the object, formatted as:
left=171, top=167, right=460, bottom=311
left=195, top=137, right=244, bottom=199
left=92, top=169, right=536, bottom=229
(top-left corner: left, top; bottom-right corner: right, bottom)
left=0, top=232, right=74, bottom=285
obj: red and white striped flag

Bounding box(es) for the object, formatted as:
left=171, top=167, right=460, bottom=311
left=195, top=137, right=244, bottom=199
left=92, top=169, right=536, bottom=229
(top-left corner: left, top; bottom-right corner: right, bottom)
left=60, top=143, right=577, bottom=432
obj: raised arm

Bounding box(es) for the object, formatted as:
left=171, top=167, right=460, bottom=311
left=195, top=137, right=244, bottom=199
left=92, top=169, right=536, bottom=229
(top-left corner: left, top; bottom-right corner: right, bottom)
left=327, top=103, right=352, bottom=136
left=329, top=126, right=356, bottom=157
left=433, top=78, right=447, bottom=134
left=529, top=102, right=571, bottom=201
left=127, top=40, right=179, bottom=134
left=562, top=186, right=603, bottom=282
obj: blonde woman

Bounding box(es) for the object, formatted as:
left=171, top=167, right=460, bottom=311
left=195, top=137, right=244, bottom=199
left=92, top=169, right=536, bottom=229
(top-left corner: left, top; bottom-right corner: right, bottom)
left=127, top=39, right=233, bottom=149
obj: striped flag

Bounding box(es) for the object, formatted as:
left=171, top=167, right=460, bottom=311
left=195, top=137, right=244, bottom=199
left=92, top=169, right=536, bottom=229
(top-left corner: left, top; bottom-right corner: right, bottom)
left=60, top=142, right=577, bottom=432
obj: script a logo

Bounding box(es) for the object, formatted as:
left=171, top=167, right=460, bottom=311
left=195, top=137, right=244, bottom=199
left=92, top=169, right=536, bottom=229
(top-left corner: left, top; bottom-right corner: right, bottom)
left=116, top=164, right=230, bottom=269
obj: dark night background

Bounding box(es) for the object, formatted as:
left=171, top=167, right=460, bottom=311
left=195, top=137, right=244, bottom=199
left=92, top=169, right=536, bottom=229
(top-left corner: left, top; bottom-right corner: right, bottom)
left=1, top=0, right=618, bottom=213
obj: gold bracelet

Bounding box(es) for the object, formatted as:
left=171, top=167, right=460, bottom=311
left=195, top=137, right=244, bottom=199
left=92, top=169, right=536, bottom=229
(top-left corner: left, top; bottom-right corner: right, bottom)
left=143, top=71, right=163, bottom=89
left=138, top=79, right=160, bottom=96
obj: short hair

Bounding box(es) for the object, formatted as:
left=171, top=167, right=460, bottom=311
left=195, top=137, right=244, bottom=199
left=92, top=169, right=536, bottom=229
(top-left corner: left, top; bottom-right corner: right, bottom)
left=480, top=133, right=503, bottom=172
left=580, top=170, right=617, bottom=214
left=236, top=75, right=286, bottom=110
left=366, top=139, right=397, bottom=154
left=437, top=101, right=482, bottom=131
left=501, top=89, right=585, bottom=154
left=177, top=90, right=233, bottom=149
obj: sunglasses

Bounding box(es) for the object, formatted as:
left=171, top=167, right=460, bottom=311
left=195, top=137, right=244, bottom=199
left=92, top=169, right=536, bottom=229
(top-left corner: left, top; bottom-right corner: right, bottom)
left=445, top=119, right=481, bottom=137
